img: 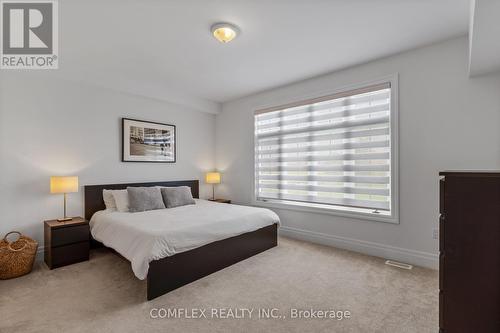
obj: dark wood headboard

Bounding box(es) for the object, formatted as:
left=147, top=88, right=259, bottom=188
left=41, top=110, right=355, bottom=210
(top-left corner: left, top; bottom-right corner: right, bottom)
left=84, top=180, right=199, bottom=220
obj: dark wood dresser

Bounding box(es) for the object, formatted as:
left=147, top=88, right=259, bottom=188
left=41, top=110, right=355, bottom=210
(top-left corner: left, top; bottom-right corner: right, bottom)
left=208, top=198, right=231, bottom=204
left=44, top=217, right=89, bottom=269
left=439, top=171, right=500, bottom=332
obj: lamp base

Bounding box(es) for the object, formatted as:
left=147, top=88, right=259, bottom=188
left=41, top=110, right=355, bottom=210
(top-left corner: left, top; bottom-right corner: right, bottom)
left=57, top=217, right=73, bottom=222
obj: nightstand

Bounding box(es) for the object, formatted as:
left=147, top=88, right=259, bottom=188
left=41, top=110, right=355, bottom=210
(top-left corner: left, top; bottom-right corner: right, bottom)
left=208, top=198, right=231, bottom=204
left=44, top=217, right=89, bottom=269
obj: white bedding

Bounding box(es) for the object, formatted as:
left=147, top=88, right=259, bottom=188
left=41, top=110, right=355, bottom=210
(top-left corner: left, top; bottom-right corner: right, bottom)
left=90, top=199, right=280, bottom=279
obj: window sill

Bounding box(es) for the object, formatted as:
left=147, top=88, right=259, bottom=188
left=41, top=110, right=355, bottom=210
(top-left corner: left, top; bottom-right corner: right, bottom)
left=253, top=199, right=399, bottom=224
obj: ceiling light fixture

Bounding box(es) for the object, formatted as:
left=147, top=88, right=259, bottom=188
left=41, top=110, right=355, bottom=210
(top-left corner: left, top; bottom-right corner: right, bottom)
left=211, top=22, right=239, bottom=43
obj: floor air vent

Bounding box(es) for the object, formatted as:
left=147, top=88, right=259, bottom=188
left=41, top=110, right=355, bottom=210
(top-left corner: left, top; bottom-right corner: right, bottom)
left=385, top=260, right=413, bottom=270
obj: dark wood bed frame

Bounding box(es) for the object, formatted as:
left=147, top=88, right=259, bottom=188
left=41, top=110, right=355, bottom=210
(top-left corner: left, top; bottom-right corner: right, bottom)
left=84, top=180, right=278, bottom=300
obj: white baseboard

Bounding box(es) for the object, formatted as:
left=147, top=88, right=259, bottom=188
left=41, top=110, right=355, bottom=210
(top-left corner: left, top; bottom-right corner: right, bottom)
left=279, top=226, right=438, bottom=270
left=35, top=246, right=45, bottom=263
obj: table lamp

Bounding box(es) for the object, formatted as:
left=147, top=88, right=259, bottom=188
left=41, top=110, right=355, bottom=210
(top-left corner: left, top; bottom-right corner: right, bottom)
left=50, top=176, right=79, bottom=222
left=205, top=172, right=221, bottom=200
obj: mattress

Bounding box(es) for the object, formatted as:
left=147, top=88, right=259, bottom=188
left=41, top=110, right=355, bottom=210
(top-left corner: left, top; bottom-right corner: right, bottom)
left=90, top=199, right=280, bottom=279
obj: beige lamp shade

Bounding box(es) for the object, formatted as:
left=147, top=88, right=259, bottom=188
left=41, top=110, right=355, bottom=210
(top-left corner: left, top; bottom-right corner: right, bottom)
left=205, top=172, right=221, bottom=184
left=50, top=176, right=79, bottom=194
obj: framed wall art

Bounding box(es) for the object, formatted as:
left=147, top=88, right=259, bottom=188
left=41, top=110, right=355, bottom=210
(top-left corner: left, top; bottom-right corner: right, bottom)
left=122, top=118, right=176, bottom=163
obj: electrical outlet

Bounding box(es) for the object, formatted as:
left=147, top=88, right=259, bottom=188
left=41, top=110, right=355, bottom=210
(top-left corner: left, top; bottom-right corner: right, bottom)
left=432, top=228, right=439, bottom=240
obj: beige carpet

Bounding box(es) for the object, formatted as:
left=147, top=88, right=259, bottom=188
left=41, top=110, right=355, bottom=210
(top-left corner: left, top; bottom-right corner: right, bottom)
left=0, top=237, right=438, bottom=333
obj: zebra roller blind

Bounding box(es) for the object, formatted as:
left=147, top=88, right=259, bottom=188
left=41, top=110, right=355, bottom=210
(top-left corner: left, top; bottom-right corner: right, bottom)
left=255, top=82, right=392, bottom=214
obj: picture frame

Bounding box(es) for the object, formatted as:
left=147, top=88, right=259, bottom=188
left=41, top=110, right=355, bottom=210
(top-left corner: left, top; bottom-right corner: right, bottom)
left=122, top=118, right=176, bottom=163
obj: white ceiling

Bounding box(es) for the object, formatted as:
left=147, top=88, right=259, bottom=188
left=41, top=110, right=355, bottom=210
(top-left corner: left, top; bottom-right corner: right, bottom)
left=55, top=0, right=470, bottom=112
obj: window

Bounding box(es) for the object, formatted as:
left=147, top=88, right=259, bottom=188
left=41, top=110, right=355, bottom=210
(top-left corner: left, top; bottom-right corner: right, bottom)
left=254, top=79, right=398, bottom=222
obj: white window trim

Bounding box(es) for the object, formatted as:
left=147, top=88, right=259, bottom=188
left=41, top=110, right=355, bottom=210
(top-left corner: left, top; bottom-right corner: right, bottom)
left=252, top=74, right=399, bottom=224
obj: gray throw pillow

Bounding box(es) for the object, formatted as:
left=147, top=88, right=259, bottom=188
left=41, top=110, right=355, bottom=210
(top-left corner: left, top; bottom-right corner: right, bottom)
left=161, top=186, right=196, bottom=208
left=127, top=187, right=166, bottom=212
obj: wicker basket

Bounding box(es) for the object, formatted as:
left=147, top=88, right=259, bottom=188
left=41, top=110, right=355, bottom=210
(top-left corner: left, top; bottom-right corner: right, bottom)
left=0, top=231, right=38, bottom=279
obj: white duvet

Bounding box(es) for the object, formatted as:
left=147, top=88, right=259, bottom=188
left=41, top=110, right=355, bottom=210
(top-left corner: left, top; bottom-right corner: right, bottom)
left=90, top=199, right=280, bottom=279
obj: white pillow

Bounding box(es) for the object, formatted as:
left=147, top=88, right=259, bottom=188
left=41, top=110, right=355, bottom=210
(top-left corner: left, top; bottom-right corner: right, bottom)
left=112, top=189, right=129, bottom=212
left=102, top=189, right=117, bottom=210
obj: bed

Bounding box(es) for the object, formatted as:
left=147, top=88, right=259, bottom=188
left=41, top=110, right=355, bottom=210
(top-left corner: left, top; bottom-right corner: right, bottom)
left=84, top=180, right=279, bottom=300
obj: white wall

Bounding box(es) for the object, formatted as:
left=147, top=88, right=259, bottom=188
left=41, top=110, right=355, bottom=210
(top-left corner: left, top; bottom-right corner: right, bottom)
left=469, top=0, right=500, bottom=76
left=0, top=73, right=216, bottom=248
left=216, top=37, right=500, bottom=268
